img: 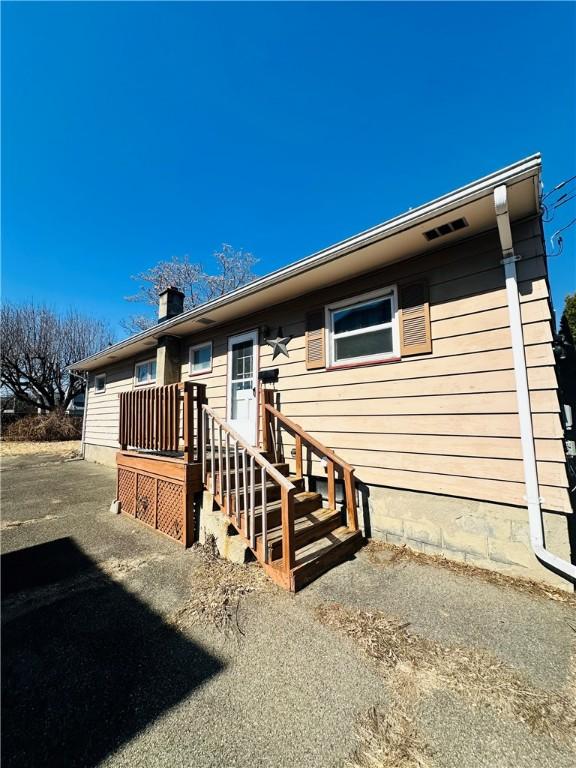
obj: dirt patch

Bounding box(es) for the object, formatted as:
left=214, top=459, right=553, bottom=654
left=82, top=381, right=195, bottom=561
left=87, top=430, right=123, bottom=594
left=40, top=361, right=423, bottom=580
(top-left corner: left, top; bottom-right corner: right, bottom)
left=0, top=440, right=81, bottom=458
left=365, top=541, right=576, bottom=605
left=169, top=539, right=269, bottom=640
left=316, top=602, right=576, bottom=760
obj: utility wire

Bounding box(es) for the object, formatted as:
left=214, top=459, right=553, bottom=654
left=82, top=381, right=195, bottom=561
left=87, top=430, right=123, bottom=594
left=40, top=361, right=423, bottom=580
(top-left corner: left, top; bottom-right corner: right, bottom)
left=542, top=202, right=553, bottom=223
left=540, top=178, right=576, bottom=222
left=551, top=217, right=576, bottom=239
left=542, top=174, right=576, bottom=201
left=554, top=193, right=576, bottom=210
left=548, top=217, right=576, bottom=257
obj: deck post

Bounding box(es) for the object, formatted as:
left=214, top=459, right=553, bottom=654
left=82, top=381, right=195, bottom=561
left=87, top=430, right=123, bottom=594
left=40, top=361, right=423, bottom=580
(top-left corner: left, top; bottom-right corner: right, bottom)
left=261, top=387, right=274, bottom=454
left=344, top=468, right=359, bottom=531
left=281, top=485, right=296, bottom=574
left=195, top=383, right=206, bottom=463
left=183, top=464, right=195, bottom=547
left=182, top=383, right=192, bottom=464
left=327, top=459, right=336, bottom=510
left=295, top=434, right=303, bottom=478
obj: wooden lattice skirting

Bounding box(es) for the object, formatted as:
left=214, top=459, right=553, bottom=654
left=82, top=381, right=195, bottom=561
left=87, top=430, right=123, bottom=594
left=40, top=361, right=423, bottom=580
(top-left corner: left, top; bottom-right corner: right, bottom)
left=116, top=451, right=202, bottom=546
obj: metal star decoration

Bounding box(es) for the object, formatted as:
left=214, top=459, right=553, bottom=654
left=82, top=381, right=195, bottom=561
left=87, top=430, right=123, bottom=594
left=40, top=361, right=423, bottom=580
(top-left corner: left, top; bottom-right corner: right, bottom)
left=265, top=327, right=292, bottom=360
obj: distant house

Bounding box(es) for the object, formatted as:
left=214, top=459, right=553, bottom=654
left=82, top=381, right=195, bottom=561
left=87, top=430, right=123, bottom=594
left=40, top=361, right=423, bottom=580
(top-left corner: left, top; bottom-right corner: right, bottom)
left=1, top=393, right=37, bottom=428
left=71, top=155, right=575, bottom=591
left=0, top=392, right=85, bottom=419
left=66, top=392, right=85, bottom=417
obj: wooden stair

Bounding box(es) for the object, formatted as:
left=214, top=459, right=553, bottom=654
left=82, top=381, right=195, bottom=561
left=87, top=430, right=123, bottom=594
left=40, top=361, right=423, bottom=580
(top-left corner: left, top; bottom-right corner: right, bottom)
left=205, top=454, right=363, bottom=591
left=291, top=527, right=362, bottom=591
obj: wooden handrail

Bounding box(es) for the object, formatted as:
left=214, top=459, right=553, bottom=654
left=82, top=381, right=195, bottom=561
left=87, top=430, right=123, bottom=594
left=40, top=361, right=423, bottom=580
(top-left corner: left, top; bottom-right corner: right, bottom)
left=263, top=398, right=359, bottom=531
left=203, top=404, right=297, bottom=574
left=203, top=405, right=295, bottom=492
left=264, top=402, right=355, bottom=473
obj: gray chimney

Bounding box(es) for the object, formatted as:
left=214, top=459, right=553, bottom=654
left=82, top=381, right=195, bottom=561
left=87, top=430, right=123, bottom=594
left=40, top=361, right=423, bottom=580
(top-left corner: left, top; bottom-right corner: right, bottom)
left=158, top=287, right=185, bottom=323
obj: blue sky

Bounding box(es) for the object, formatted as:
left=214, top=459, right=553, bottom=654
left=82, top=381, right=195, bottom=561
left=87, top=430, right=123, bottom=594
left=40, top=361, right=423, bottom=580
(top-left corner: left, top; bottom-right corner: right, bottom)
left=3, top=1, right=575, bottom=339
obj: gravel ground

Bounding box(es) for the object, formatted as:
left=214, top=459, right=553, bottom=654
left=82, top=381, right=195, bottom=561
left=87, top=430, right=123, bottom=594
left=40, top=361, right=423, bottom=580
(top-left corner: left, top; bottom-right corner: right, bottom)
left=2, top=451, right=575, bottom=768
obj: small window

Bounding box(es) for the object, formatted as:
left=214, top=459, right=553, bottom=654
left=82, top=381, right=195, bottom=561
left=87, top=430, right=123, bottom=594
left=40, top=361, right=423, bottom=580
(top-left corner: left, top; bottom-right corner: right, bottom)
left=189, top=341, right=213, bottom=375
left=134, top=358, right=157, bottom=386
left=326, top=287, right=398, bottom=366
left=94, top=373, right=106, bottom=394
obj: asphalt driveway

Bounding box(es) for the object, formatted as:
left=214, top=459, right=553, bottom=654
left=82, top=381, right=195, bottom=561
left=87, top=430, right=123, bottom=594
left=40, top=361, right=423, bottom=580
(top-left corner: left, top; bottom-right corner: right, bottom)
left=2, top=451, right=575, bottom=768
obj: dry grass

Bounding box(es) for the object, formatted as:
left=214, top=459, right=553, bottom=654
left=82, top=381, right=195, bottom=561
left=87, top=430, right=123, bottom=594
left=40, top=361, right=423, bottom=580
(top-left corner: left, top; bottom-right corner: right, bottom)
left=345, top=664, right=434, bottom=768
left=0, top=440, right=81, bottom=458
left=365, top=540, right=576, bottom=605
left=169, top=538, right=268, bottom=640
left=3, top=413, right=82, bottom=442
left=317, top=602, right=576, bottom=747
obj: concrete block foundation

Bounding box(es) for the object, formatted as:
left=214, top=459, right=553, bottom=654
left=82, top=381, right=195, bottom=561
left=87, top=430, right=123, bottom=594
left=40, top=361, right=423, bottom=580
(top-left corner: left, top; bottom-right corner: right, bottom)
left=362, top=483, right=574, bottom=591
left=83, top=442, right=574, bottom=590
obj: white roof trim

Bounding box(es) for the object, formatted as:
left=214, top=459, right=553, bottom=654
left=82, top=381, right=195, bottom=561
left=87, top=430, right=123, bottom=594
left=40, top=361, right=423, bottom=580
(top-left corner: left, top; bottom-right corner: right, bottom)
left=71, top=154, right=542, bottom=370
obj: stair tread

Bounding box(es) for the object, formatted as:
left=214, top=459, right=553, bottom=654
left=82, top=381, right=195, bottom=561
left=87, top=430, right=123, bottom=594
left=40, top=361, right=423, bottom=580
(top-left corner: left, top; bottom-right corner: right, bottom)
left=293, top=526, right=361, bottom=569
left=262, top=507, right=339, bottom=544
left=207, top=460, right=288, bottom=471
left=211, top=474, right=301, bottom=490
left=259, top=488, right=318, bottom=505
left=219, top=478, right=305, bottom=508
left=244, top=490, right=322, bottom=518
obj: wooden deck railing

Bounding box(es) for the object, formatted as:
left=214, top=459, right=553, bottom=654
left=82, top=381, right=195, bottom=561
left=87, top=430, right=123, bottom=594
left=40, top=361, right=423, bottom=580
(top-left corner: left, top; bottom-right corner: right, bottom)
left=261, top=389, right=359, bottom=531
left=202, top=404, right=297, bottom=576
left=119, top=381, right=207, bottom=463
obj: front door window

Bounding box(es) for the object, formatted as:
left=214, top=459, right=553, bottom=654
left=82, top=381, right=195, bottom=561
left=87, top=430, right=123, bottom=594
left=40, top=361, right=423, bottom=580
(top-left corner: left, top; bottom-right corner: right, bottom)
left=231, top=340, right=254, bottom=420
left=228, top=331, right=258, bottom=443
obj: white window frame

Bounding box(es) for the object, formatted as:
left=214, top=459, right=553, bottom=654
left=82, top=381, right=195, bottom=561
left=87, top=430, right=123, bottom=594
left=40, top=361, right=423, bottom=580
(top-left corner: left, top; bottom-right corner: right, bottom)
left=94, top=373, right=107, bottom=394
left=325, top=285, right=399, bottom=367
left=134, top=358, right=157, bottom=387
left=189, top=341, right=213, bottom=376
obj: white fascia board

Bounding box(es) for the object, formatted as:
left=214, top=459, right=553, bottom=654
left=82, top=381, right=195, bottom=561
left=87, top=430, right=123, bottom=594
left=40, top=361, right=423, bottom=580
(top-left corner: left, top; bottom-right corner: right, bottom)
left=70, top=154, right=542, bottom=371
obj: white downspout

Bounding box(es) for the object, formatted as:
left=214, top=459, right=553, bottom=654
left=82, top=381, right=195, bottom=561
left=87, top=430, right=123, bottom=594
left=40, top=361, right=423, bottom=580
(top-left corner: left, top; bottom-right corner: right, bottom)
left=80, top=371, right=88, bottom=460
left=494, top=184, right=576, bottom=582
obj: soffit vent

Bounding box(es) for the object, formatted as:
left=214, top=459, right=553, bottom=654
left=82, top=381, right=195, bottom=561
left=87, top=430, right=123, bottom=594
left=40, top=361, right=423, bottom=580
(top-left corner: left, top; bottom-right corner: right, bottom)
left=423, top=217, right=469, bottom=242
left=196, top=317, right=215, bottom=325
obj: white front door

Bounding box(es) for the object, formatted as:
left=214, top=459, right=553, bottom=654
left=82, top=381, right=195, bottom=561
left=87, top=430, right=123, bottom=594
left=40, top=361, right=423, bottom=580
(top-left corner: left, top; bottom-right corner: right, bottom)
left=227, top=330, right=259, bottom=445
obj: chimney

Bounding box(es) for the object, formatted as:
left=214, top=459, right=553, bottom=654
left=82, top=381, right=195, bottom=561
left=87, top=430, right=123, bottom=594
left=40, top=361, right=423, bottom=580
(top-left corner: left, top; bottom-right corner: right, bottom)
left=158, top=287, right=185, bottom=323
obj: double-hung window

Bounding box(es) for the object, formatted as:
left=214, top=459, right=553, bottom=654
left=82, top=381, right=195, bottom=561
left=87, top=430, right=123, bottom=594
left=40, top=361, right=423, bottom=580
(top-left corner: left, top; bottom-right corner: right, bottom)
left=189, top=341, right=212, bottom=375
left=134, top=358, right=157, bottom=386
left=327, top=287, right=398, bottom=366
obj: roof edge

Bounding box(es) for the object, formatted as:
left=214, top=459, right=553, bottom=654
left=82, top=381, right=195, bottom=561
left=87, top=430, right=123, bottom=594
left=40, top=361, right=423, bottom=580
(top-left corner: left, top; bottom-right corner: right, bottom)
left=70, top=153, right=542, bottom=371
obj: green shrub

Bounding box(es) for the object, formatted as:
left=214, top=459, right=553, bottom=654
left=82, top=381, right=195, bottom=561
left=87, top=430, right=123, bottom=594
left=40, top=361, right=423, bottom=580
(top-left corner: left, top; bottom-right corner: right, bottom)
left=3, top=412, right=82, bottom=442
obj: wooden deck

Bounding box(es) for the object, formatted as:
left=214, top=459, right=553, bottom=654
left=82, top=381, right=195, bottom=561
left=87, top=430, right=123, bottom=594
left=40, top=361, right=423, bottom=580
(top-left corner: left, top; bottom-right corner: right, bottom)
left=116, top=451, right=201, bottom=546
left=116, top=382, right=206, bottom=545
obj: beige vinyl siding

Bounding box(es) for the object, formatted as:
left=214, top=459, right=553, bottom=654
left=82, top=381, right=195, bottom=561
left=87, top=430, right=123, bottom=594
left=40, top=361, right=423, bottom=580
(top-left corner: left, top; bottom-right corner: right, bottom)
left=84, top=360, right=135, bottom=449
left=83, top=218, right=567, bottom=512
left=177, top=218, right=569, bottom=514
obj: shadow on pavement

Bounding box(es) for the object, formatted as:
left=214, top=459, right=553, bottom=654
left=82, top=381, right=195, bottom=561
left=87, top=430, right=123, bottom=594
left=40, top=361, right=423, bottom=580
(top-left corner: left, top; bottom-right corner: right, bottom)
left=2, top=537, right=224, bottom=768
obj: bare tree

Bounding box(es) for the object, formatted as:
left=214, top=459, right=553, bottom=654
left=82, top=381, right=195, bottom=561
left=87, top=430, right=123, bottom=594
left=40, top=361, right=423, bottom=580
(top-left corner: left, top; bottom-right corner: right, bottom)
left=1, top=303, right=114, bottom=412
left=122, top=244, right=258, bottom=333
